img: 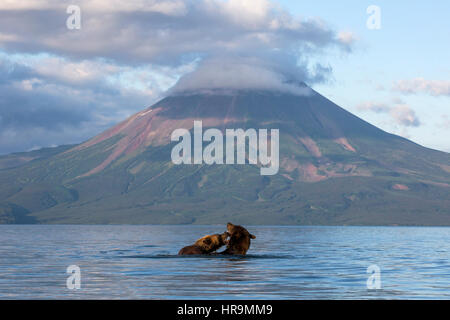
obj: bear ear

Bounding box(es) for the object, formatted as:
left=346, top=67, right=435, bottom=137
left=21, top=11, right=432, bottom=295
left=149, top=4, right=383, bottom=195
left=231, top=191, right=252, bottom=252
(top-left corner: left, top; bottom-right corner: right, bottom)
left=250, top=234, right=256, bottom=239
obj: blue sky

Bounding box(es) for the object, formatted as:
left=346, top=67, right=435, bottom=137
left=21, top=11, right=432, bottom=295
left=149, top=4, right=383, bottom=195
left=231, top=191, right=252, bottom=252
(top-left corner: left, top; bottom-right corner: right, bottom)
left=278, top=0, right=450, bottom=151
left=0, top=0, right=448, bottom=154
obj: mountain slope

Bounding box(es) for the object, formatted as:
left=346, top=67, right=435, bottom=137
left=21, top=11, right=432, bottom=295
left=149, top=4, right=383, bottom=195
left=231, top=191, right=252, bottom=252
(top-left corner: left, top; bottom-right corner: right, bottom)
left=0, top=88, right=449, bottom=225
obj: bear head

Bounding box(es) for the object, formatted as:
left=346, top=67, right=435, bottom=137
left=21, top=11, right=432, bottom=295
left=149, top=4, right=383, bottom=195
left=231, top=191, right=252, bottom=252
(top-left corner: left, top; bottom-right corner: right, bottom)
left=223, top=222, right=256, bottom=255
left=194, top=231, right=230, bottom=253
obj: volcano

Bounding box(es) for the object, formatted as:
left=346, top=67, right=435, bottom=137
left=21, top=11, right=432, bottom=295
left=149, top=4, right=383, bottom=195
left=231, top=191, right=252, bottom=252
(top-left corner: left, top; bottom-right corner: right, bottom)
left=1, top=87, right=449, bottom=225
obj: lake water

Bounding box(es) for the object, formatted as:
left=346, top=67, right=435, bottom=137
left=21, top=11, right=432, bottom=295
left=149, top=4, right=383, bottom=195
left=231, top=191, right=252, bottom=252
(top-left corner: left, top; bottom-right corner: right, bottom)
left=0, top=225, right=449, bottom=299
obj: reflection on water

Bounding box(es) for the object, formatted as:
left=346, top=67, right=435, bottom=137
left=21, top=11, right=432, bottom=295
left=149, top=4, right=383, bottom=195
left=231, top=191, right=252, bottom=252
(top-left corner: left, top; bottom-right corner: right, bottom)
left=0, top=225, right=449, bottom=299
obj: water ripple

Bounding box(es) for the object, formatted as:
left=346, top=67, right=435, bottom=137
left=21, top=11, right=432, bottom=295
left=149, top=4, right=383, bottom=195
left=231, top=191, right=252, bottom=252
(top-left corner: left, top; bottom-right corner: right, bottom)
left=0, top=225, right=449, bottom=299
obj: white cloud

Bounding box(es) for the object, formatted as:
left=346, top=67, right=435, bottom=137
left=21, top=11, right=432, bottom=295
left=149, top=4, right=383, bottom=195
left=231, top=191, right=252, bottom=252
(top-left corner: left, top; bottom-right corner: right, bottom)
left=29, top=57, right=120, bottom=84
left=0, top=0, right=358, bottom=153
left=0, top=32, right=17, bottom=42
left=337, top=31, right=357, bottom=46
left=390, top=105, right=421, bottom=127
left=0, top=0, right=55, bottom=10
left=0, top=0, right=357, bottom=96
left=85, top=0, right=188, bottom=15
left=171, top=55, right=317, bottom=95
left=356, top=102, right=390, bottom=113
left=357, top=101, right=421, bottom=127
left=0, top=54, right=171, bottom=154
left=217, top=0, right=272, bottom=28
left=0, top=0, right=187, bottom=15
left=393, top=78, right=450, bottom=96
left=0, top=0, right=354, bottom=64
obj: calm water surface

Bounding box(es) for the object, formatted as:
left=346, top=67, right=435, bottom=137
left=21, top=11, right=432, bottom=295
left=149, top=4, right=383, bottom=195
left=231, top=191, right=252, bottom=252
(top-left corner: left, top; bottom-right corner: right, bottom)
left=0, top=225, right=449, bottom=299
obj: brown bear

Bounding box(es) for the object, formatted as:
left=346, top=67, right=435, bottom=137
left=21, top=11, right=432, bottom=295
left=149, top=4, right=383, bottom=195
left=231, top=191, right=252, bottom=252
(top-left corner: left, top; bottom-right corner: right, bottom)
left=178, top=231, right=229, bottom=255
left=220, top=222, right=256, bottom=255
